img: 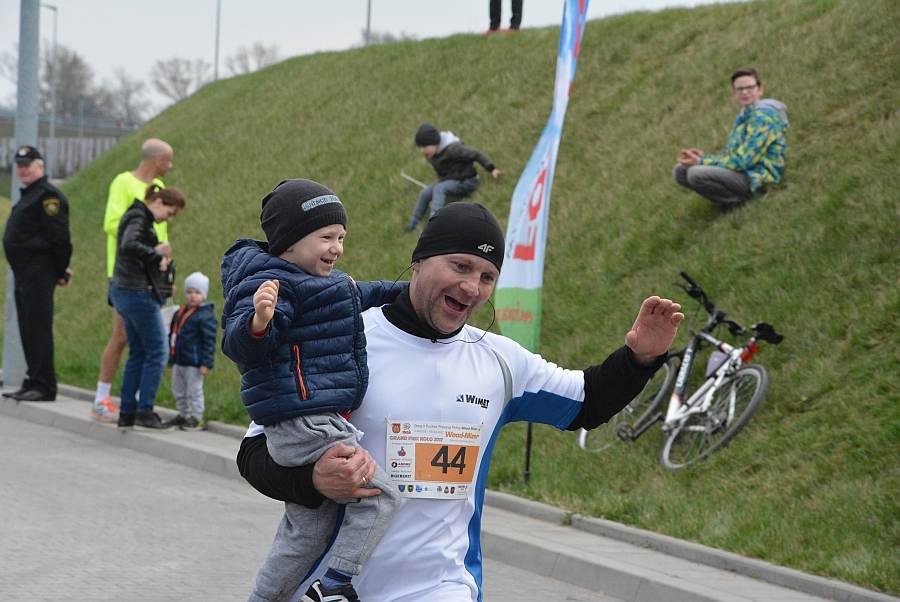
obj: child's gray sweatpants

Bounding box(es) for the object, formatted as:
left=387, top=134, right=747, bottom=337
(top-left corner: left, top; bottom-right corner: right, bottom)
left=171, top=364, right=204, bottom=419
left=248, top=413, right=400, bottom=602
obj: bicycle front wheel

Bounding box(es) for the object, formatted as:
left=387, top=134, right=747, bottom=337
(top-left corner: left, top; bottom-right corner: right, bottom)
left=578, top=359, right=674, bottom=453
left=659, top=364, right=768, bottom=470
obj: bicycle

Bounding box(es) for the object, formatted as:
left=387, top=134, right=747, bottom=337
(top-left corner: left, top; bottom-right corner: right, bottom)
left=577, top=272, right=783, bottom=469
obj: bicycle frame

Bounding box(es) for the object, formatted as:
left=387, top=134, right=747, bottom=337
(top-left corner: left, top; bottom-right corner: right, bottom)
left=662, top=329, right=761, bottom=432
left=576, top=271, right=781, bottom=457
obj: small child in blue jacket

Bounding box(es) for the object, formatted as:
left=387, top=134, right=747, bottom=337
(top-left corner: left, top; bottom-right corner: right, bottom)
left=167, top=271, right=217, bottom=431
left=221, top=179, right=402, bottom=602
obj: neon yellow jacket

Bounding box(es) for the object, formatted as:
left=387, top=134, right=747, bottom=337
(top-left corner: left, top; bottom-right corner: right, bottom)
left=103, top=171, right=168, bottom=278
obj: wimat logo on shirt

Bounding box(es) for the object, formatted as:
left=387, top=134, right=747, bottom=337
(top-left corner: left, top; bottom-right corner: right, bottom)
left=477, top=243, right=494, bottom=254
left=455, top=393, right=490, bottom=409
left=301, top=194, right=342, bottom=211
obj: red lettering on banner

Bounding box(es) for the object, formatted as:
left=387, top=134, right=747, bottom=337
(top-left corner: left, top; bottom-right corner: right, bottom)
left=513, top=226, right=537, bottom=260
left=513, top=163, right=548, bottom=261
left=574, top=1, right=586, bottom=59
left=495, top=305, right=534, bottom=324
left=574, top=22, right=583, bottom=59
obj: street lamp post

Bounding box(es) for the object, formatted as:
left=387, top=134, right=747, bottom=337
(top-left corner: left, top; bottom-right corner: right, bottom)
left=365, top=0, right=372, bottom=46
left=213, top=0, right=221, bottom=79
left=41, top=2, right=57, bottom=179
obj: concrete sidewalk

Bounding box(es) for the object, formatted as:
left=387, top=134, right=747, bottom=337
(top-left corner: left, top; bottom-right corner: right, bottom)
left=1, top=387, right=895, bottom=602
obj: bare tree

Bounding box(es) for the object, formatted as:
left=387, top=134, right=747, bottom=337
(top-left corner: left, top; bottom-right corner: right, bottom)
left=0, top=44, right=17, bottom=85
left=2, top=43, right=151, bottom=124
left=225, top=43, right=280, bottom=76
left=0, top=45, right=17, bottom=107
left=150, top=57, right=211, bottom=103
left=361, top=30, right=417, bottom=46
left=40, top=45, right=100, bottom=117
left=108, top=68, right=151, bottom=125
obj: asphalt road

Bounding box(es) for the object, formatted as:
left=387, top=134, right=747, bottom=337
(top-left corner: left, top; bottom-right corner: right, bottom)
left=0, top=414, right=619, bottom=601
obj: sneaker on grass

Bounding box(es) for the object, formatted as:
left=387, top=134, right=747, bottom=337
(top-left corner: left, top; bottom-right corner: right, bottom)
left=301, top=580, right=360, bottom=602
left=134, top=411, right=174, bottom=432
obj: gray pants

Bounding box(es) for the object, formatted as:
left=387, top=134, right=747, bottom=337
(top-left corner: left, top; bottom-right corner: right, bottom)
left=409, top=176, right=479, bottom=226
left=248, top=414, right=400, bottom=602
left=171, top=365, right=204, bottom=419
left=673, top=164, right=752, bottom=209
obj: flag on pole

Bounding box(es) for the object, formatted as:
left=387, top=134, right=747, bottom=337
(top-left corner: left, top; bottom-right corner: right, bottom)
left=495, top=0, right=590, bottom=352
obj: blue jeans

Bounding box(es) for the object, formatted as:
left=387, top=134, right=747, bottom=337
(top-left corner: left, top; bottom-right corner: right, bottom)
left=110, top=285, right=167, bottom=415
left=410, top=177, right=480, bottom=225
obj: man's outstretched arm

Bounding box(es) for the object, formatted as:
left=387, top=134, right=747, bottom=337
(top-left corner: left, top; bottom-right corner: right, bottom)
left=568, top=297, right=683, bottom=431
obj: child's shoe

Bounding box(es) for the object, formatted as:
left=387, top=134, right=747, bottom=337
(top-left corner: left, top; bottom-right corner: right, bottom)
left=163, top=414, right=188, bottom=429
left=181, top=416, right=206, bottom=431
left=301, top=580, right=360, bottom=602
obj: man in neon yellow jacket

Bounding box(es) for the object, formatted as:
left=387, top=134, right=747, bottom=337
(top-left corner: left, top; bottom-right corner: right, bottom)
left=93, top=138, right=174, bottom=422
left=674, top=67, right=788, bottom=212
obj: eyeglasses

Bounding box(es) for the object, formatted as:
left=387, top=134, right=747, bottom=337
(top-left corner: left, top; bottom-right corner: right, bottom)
left=733, top=84, right=759, bottom=93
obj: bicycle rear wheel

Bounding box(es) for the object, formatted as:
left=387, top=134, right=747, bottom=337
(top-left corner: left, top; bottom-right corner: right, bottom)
left=578, top=359, right=675, bottom=453
left=659, top=364, right=768, bottom=470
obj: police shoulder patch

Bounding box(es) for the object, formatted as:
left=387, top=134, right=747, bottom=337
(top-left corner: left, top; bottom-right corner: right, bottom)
left=42, top=197, right=61, bottom=216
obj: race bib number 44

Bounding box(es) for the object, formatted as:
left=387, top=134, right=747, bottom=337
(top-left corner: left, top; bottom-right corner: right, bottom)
left=386, top=420, right=481, bottom=500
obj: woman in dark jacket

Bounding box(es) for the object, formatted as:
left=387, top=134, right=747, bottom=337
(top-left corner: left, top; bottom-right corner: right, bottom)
left=109, top=184, right=186, bottom=430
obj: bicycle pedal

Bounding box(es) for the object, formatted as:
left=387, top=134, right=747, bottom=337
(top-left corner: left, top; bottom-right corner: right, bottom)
left=616, top=423, right=635, bottom=442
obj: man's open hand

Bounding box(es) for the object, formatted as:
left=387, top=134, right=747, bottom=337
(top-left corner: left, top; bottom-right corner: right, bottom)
left=625, top=296, right=684, bottom=365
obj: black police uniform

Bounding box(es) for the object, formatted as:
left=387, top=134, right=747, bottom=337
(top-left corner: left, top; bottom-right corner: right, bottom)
left=2, top=175, right=72, bottom=400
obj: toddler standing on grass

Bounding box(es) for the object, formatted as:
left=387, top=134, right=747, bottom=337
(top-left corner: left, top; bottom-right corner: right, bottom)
left=221, top=179, right=402, bottom=602
left=166, top=271, right=217, bottom=431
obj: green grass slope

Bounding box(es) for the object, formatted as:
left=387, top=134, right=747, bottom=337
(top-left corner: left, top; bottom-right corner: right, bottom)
left=3, top=0, right=897, bottom=593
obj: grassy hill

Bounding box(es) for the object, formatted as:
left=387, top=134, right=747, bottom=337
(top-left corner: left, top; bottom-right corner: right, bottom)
left=2, top=0, right=897, bottom=593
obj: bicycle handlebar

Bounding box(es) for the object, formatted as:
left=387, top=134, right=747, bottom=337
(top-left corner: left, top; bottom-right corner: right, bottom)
left=679, top=271, right=700, bottom=288
left=677, top=272, right=783, bottom=345
left=678, top=271, right=716, bottom=314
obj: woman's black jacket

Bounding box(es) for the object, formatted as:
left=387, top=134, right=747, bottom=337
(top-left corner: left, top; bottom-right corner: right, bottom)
left=112, top=200, right=164, bottom=295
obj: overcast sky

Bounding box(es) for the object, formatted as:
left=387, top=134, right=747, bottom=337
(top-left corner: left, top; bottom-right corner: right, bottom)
left=1, top=0, right=738, bottom=111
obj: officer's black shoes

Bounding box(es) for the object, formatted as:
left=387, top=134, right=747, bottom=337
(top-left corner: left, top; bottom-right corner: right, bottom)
left=117, top=413, right=136, bottom=429
left=11, top=389, right=55, bottom=402
left=2, top=388, right=27, bottom=398
left=134, top=410, right=174, bottom=432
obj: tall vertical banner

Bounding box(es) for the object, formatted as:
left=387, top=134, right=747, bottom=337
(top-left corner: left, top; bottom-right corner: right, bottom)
left=495, top=0, right=589, bottom=352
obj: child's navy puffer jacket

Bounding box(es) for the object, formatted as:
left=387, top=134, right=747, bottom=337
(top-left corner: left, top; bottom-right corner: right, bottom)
left=220, top=239, right=405, bottom=426
left=169, top=303, right=217, bottom=368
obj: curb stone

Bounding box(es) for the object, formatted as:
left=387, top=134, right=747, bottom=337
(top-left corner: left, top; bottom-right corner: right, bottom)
left=4, top=382, right=897, bottom=602
left=485, top=490, right=898, bottom=602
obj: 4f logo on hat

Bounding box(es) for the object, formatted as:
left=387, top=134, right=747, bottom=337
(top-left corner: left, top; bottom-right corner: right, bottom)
left=477, top=243, right=494, bottom=253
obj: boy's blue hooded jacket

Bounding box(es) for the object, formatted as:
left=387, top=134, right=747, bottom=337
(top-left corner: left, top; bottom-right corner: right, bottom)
left=220, top=239, right=404, bottom=426
left=169, top=303, right=217, bottom=368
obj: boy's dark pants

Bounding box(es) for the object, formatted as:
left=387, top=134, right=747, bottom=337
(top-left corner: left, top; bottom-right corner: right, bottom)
left=409, top=177, right=479, bottom=227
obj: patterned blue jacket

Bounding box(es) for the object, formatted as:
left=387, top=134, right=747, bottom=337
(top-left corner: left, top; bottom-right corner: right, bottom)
left=701, top=99, right=788, bottom=195
left=220, top=239, right=405, bottom=426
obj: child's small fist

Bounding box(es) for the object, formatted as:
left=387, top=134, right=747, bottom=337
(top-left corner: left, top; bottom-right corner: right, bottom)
left=253, top=279, right=280, bottom=325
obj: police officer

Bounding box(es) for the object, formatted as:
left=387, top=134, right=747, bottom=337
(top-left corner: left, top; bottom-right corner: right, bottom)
left=2, top=145, right=73, bottom=402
